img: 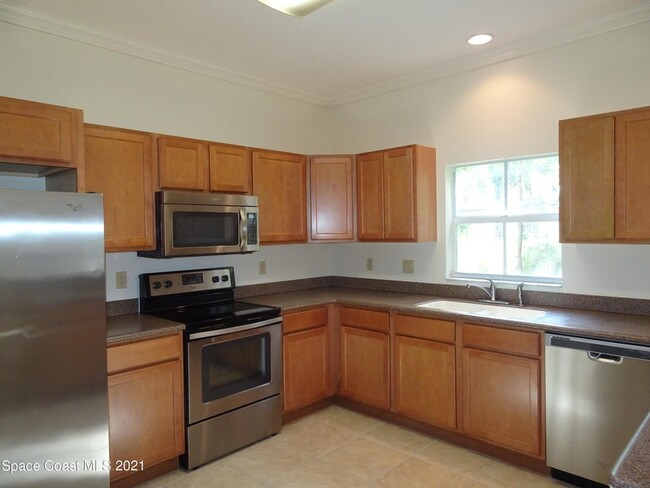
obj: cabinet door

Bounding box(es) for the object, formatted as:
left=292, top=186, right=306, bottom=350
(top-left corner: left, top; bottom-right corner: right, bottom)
left=394, top=335, right=456, bottom=429
left=252, top=150, right=307, bottom=243
left=615, top=109, right=650, bottom=239
left=158, top=137, right=209, bottom=191
left=309, top=156, right=354, bottom=240
left=339, top=326, right=390, bottom=410
left=0, top=96, right=82, bottom=165
left=283, top=326, right=329, bottom=413
left=108, top=360, right=184, bottom=481
left=461, top=348, right=541, bottom=456
left=384, top=147, right=415, bottom=240
left=559, top=116, right=615, bottom=241
left=209, top=143, right=251, bottom=193
left=84, top=125, right=154, bottom=252
left=357, top=151, right=385, bottom=240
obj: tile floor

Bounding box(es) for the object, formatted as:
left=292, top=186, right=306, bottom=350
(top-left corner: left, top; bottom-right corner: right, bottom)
left=140, top=406, right=573, bottom=488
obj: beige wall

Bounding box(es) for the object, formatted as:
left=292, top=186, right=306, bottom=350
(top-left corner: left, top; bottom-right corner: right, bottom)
left=2, top=19, right=650, bottom=300
left=329, top=22, right=650, bottom=299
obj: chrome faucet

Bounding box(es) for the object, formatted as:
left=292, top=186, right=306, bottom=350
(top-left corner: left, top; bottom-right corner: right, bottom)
left=517, top=282, right=525, bottom=307
left=467, top=278, right=496, bottom=302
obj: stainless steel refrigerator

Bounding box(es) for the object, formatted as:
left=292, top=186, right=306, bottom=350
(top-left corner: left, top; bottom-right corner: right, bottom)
left=0, top=189, right=110, bottom=488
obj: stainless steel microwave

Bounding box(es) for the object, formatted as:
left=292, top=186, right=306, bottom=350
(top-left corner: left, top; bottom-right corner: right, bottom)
left=138, top=191, right=259, bottom=258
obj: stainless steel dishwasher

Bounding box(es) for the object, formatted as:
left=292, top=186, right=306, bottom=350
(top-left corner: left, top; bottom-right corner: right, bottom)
left=545, top=333, right=650, bottom=487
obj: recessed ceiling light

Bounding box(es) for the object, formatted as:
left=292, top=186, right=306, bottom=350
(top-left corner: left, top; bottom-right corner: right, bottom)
left=467, top=33, right=494, bottom=46
left=258, top=0, right=335, bottom=17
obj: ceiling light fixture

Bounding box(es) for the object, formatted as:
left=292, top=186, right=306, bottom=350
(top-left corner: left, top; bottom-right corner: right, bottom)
left=467, top=33, right=494, bottom=46
left=257, top=0, right=335, bottom=17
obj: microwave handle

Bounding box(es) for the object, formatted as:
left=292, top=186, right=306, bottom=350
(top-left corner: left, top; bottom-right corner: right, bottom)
left=240, top=208, right=247, bottom=249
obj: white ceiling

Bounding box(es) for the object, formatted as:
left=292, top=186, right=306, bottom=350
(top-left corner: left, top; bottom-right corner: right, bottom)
left=2, top=0, right=650, bottom=106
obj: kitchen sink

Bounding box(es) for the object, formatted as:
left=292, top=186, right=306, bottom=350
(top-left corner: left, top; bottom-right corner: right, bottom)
left=415, top=299, right=547, bottom=321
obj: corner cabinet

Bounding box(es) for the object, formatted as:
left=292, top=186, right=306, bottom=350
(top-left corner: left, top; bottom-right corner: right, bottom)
left=560, top=106, right=650, bottom=242
left=83, top=125, right=155, bottom=252
left=357, top=145, right=437, bottom=242
left=107, top=333, right=184, bottom=482
left=338, top=307, right=390, bottom=410
left=460, top=323, right=543, bottom=457
left=252, top=149, right=307, bottom=243
left=282, top=307, right=329, bottom=413
left=0, top=96, right=84, bottom=168
left=309, top=156, right=355, bottom=241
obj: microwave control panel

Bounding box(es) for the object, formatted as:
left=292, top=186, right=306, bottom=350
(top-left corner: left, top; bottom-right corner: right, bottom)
left=247, top=212, right=258, bottom=245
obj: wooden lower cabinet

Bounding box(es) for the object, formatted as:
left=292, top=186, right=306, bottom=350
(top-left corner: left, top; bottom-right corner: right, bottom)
left=339, top=325, right=390, bottom=410
left=461, top=347, right=542, bottom=456
left=394, top=335, right=456, bottom=429
left=283, top=326, right=329, bottom=413
left=107, top=334, right=184, bottom=482
left=282, top=307, right=330, bottom=413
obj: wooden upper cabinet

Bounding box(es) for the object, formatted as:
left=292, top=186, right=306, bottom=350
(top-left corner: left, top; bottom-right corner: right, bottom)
left=0, top=96, right=83, bottom=167
left=309, top=156, right=354, bottom=241
left=357, top=145, right=436, bottom=242
left=83, top=125, right=154, bottom=252
left=209, top=143, right=251, bottom=194
left=559, top=115, right=615, bottom=241
left=357, top=151, right=385, bottom=240
left=157, top=136, right=209, bottom=191
left=615, top=108, right=650, bottom=239
left=252, top=149, right=307, bottom=243
left=560, top=105, right=650, bottom=243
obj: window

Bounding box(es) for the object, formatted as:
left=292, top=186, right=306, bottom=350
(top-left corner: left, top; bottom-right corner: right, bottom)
left=450, top=155, right=561, bottom=284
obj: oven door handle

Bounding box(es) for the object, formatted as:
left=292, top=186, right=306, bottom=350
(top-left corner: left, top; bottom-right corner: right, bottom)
left=188, top=317, right=282, bottom=340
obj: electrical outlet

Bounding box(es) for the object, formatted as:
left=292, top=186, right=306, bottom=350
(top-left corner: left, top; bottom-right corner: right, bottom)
left=115, top=271, right=127, bottom=289
left=258, top=260, right=267, bottom=275
left=402, top=259, right=414, bottom=274
left=366, top=257, right=373, bottom=271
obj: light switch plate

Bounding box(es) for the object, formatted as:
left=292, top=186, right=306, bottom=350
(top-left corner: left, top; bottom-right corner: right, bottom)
left=402, top=259, right=414, bottom=274
left=366, top=258, right=373, bottom=271
left=259, top=260, right=267, bottom=275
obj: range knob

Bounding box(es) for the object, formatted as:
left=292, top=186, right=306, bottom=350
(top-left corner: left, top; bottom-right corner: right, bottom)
left=212, top=276, right=220, bottom=283
left=164, top=280, right=173, bottom=289
left=152, top=281, right=162, bottom=290
left=221, top=275, right=229, bottom=282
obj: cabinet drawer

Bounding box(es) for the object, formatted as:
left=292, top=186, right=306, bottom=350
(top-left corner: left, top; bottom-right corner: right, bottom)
left=340, top=307, right=390, bottom=333
left=283, top=307, right=328, bottom=334
left=107, top=333, right=182, bottom=374
left=462, top=323, right=541, bottom=357
left=394, top=314, right=455, bottom=343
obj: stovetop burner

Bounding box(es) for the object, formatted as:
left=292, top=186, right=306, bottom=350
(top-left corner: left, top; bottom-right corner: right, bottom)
left=139, top=266, right=280, bottom=334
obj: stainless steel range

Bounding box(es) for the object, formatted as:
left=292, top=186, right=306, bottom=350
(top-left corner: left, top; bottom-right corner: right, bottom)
left=139, top=267, right=282, bottom=470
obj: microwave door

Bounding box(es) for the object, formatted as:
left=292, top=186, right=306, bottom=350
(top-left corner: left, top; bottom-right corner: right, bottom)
left=163, top=204, right=244, bottom=256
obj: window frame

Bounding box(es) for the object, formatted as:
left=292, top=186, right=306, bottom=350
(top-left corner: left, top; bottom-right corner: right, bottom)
left=449, top=154, right=562, bottom=285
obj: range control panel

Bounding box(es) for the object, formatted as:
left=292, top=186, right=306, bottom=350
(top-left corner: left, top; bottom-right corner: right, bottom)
left=141, top=267, right=235, bottom=297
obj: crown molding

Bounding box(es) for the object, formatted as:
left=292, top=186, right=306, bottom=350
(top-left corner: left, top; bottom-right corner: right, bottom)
left=1, top=0, right=649, bottom=109
left=0, top=0, right=331, bottom=107
left=328, top=4, right=650, bottom=107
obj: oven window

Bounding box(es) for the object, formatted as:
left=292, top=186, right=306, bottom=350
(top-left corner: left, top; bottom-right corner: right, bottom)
left=173, top=211, right=239, bottom=248
left=201, top=333, right=271, bottom=402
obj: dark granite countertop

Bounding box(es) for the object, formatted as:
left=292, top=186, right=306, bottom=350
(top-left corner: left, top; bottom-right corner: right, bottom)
left=106, top=313, right=185, bottom=345
left=245, top=286, right=650, bottom=345
left=611, top=412, right=650, bottom=488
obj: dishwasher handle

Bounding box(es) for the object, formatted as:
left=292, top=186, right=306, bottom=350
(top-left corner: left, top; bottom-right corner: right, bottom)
left=546, top=333, right=650, bottom=361
left=587, top=351, right=623, bottom=364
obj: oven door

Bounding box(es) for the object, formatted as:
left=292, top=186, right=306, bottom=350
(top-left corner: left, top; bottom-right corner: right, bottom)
left=186, top=318, right=281, bottom=424
left=161, top=204, right=257, bottom=257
